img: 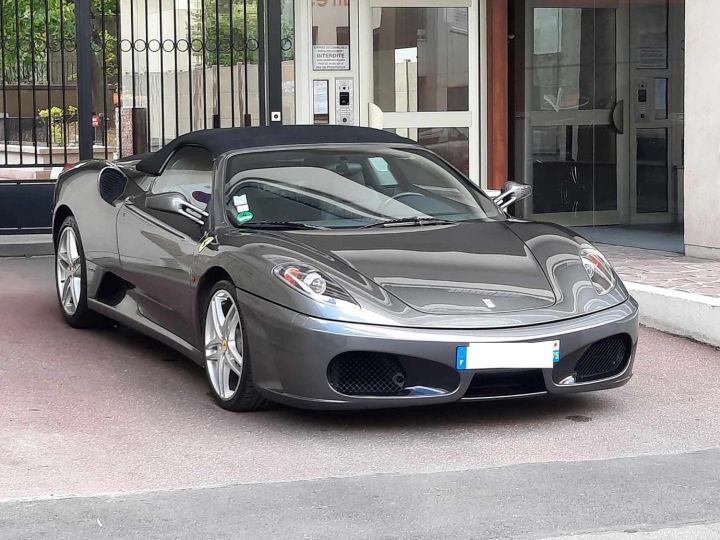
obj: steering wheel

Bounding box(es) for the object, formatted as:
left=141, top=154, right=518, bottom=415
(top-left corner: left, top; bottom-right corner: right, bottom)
left=378, top=191, right=427, bottom=213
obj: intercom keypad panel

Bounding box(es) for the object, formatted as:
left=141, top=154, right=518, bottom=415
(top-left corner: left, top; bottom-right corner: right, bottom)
left=335, top=78, right=354, bottom=126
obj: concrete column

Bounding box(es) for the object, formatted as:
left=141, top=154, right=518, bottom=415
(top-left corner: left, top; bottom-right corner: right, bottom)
left=684, top=0, right=720, bottom=259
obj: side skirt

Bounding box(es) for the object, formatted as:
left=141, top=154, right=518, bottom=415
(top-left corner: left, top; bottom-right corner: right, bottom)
left=87, top=298, right=205, bottom=366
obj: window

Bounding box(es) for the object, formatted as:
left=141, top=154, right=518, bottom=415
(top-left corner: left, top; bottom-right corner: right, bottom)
left=151, top=146, right=214, bottom=209
left=224, top=147, right=503, bottom=228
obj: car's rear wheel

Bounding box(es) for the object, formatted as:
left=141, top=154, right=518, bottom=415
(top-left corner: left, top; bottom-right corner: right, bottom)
left=55, top=216, right=102, bottom=328
left=203, top=281, right=273, bottom=411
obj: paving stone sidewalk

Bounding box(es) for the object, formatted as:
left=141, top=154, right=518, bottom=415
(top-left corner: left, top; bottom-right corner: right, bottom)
left=600, top=244, right=720, bottom=298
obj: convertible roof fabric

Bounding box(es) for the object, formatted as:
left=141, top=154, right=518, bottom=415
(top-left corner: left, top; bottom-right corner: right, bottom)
left=135, top=125, right=416, bottom=175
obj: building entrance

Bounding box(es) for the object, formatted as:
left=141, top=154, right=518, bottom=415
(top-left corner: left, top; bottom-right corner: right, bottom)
left=513, top=0, right=685, bottom=251
left=294, top=0, right=481, bottom=179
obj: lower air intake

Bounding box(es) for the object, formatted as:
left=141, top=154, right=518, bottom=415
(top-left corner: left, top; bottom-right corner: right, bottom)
left=327, top=352, right=406, bottom=396
left=574, top=334, right=630, bottom=382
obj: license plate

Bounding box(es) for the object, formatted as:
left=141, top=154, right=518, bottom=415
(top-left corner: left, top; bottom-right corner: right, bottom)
left=456, top=340, right=560, bottom=370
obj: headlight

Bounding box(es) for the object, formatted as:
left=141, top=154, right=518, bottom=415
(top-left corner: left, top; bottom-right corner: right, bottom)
left=580, top=248, right=616, bottom=295
left=273, top=263, right=358, bottom=307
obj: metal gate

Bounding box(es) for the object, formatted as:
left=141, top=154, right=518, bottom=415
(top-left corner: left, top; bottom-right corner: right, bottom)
left=1, top=0, right=278, bottom=233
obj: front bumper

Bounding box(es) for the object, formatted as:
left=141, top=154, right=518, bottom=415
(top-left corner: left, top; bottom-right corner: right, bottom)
left=238, top=290, right=639, bottom=410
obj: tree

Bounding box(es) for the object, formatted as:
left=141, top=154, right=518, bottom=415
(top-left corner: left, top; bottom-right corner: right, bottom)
left=0, top=0, right=118, bottom=114
left=193, top=0, right=259, bottom=66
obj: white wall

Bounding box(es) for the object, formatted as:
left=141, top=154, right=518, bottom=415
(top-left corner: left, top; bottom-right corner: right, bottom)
left=684, top=0, right=720, bottom=259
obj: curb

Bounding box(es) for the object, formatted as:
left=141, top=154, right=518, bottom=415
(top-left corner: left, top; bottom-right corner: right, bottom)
left=0, top=234, right=54, bottom=257
left=626, top=282, right=720, bottom=348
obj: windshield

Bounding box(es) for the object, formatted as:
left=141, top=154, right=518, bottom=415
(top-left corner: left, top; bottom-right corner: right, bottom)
left=224, top=146, right=503, bottom=229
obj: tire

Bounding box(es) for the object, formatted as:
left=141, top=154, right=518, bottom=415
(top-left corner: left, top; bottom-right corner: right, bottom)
left=55, top=216, right=103, bottom=328
left=202, top=280, right=273, bottom=412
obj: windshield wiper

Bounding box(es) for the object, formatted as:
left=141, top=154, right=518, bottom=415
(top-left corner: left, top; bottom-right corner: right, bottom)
left=240, top=220, right=330, bottom=230
left=361, top=216, right=454, bottom=229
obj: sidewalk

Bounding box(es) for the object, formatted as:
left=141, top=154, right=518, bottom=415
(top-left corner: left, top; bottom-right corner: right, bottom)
left=601, top=244, right=720, bottom=348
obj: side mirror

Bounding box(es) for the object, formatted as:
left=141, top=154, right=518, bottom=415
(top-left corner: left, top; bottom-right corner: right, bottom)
left=493, top=181, right=532, bottom=211
left=146, top=192, right=208, bottom=226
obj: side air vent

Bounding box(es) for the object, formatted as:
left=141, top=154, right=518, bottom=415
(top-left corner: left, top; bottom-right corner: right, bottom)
left=574, top=334, right=631, bottom=382
left=98, top=167, right=128, bottom=205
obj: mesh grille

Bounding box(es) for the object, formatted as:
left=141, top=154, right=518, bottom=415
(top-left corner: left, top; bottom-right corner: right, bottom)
left=327, top=352, right=406, bottom=396
left=575, top=335, right=630, bottom=382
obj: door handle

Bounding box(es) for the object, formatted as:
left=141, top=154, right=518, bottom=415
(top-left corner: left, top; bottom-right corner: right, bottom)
left=611, top=100, right=624, bottom=134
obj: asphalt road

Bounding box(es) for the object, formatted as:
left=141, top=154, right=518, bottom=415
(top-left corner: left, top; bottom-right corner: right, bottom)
left=1, top=256, right=720, bottom=539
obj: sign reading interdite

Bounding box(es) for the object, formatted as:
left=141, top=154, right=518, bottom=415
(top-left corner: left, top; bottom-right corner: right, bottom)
left=312, top=45, right=350, bottom=71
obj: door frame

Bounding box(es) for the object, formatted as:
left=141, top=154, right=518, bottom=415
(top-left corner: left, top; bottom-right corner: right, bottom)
left=626, top=0, right=684, bottom=225
left=522, top=0, right=631, bottom=226
left=294, top=0, right=484, bottom=183
left=357, top=0, right=482, bottom=182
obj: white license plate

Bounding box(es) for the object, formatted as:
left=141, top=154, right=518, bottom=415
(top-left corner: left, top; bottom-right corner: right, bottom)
left=456, top=340, right=560, bottom=370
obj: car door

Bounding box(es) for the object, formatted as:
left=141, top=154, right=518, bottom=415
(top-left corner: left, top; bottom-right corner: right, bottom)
left=116, top=146, right=214, bottom=344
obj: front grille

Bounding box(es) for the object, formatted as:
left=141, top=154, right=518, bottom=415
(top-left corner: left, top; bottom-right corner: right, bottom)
left=327, top=352, right=406, bottom=396
left=574, top=335, right=630, bottom=382
left=464, top=369, right=546, bottom=398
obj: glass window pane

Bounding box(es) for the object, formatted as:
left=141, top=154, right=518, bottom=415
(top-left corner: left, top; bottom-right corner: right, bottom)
left=312, top=0, right=350, bottom=46
left=636, top=128, right=668, bottom=213
left=632, top=1, right=669, bottom=69
left=532, top=8, right=616, bottom=111
left=531, top=125, right=616, bottom=214
left=312, top=0, right=350, bottom=71
left=388, top=127, right=469, bottom=175
left=373, top=7, right=469, bottom=113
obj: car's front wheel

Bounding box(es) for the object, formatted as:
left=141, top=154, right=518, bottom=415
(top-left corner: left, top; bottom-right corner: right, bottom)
left=55, top=216, right=102, bottom=328
left=203, top=281, right=273, bottom=411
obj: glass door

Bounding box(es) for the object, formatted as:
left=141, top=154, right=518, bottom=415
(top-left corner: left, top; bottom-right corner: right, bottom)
left=358, top=0, right=480, bottom=179
left=524, top=1, right=630, bottom=226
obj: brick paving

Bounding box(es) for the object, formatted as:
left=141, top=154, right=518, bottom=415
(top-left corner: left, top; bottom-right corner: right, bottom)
left=600, top=244, right=720, bottom=298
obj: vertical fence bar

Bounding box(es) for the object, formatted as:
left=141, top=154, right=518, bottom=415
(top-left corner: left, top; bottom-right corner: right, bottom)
left=45, top=0, right=53, bottom=163
left=130, top=0, right=137, bottom=152
left=229, top=0, right=235, bottom=126
left=242, top=0, right=249, bottom=125
left=144, top=0, right=152, bottom=149
left=158, top=0, right=166, bottom=143
left=257, top=0, right=266, bottom=126
left=59, top=0, right=68, bottom=163
left=201, top=0, right=207, bottom=129
left=30, top=0, right=39, bottom=163
left=173, top=0, right=179, bottom=137
left=76, top=0, right=93, bottom=160
left=213, top=0, right=220, bottom=128
left=187, top=0, right=193, bottom=131
left=101, top=0, right=109, bottom=158
left=115, top=0, right=123, bottom=157
left=15, top=0, right=24, bottom=164
left=1, top=4, right=9, bottom=165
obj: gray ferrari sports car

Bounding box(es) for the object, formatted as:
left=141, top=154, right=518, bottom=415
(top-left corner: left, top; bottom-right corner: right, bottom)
left=52, top=125, right=638, bottom=411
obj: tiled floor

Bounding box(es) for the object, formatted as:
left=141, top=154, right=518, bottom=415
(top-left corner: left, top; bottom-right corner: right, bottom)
left=600, top=244, right=720, bottom=298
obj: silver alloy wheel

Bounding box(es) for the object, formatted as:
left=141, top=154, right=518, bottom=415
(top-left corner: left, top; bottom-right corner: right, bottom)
left=56, top=227, right=82, bottom=316
left=205, top=290, right=244, bottom=400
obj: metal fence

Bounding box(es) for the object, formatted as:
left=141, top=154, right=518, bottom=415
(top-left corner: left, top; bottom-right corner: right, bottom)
left=0, top=0, right=266, bottom=169
left=0, top=0, right=291, bottom=233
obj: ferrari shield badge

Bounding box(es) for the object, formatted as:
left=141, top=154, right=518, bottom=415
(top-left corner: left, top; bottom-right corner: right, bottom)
left=198, top=235, right=215, bottom=253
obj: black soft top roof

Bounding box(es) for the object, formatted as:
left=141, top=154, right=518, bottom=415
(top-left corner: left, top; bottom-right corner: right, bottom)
left=135, top=125, right=416, bottom=175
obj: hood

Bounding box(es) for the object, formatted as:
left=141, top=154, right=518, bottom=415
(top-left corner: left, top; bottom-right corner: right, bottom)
left=285, top=222, right=556, bottom=315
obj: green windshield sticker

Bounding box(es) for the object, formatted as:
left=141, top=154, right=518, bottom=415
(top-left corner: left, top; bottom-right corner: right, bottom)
left=236, top=210, right=254, bottom=223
